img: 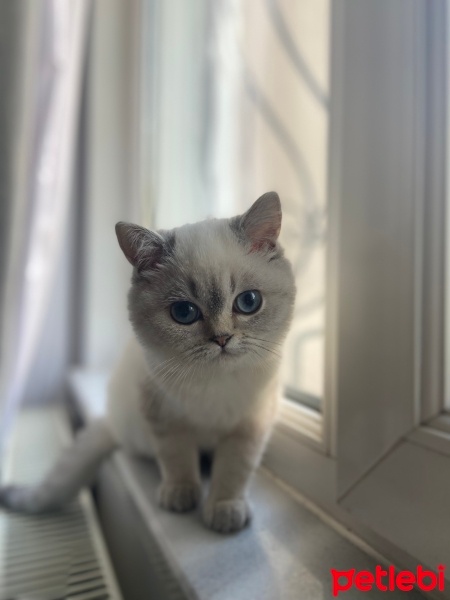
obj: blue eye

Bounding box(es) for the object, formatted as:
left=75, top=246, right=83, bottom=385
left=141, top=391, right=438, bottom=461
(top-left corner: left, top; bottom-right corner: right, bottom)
left=234, top=290, right=262, bottom=314
left=170, top=301, right=201, bottom=324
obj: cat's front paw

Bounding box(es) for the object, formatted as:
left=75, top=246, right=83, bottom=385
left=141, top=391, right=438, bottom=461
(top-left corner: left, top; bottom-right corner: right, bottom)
left=203, top=498, right=251, bottom=533
left=158, top=481, right=201, bottom=513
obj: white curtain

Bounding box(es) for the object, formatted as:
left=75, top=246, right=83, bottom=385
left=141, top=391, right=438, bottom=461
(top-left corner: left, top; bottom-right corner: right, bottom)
left=0, top=0, right=90, bottom=449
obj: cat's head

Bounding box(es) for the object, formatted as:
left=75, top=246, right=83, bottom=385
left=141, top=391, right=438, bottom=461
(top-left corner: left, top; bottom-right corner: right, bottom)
left=116, top=192, right=296, bottom=375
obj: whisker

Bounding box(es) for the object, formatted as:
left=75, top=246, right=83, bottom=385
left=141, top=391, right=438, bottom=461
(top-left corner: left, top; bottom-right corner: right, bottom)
left=157, top=346, right=208, bottom=392
left=150, top=356, right=177, bottom=378
left=244, top=341, right=281, bottom=359
left=149, top=345, right=205, bottom=382
left=245, top=335, right=283, bottom=347
left=249, top=346, right=274, bottom=366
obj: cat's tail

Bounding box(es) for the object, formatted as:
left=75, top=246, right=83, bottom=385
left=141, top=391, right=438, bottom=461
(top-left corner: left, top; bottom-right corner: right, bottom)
left=0, top=418, right=118, bottom=513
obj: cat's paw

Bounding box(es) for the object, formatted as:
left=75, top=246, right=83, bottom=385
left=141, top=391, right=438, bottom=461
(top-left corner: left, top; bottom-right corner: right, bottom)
left=157, top=481, right=201, bottom=513
left=203, top=498, right=251, bottom=533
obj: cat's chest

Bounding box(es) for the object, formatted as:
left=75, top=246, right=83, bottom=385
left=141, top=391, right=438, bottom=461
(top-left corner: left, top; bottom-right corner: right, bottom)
left=172, top=371, right=264, bottom=431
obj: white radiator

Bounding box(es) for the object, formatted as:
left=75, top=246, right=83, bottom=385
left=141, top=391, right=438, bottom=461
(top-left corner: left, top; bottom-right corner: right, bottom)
left=0, top=405, right=122, bottom=600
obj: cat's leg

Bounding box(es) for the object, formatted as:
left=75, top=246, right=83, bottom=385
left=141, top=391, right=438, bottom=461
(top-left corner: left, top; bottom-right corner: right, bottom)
left=0, top=419, right=117, bottom=513
left=153, top=430, right=201, bottom=513
left=203, top=423, right=268, bottom=533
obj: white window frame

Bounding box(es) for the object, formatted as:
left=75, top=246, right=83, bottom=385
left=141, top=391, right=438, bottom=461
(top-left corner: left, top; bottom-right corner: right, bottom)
left=267, top=0, right=450, bottom=580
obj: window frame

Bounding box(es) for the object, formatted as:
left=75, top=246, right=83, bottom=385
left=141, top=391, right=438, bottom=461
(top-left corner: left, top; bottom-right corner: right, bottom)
left=268, top=0, right=450, bottom=579
left=269, top=1, right=450, bottom=471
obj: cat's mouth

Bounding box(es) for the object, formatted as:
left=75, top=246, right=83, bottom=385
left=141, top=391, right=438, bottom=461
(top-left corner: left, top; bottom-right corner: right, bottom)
left=214, top=346, right=241, bottom=360
left=198, top=339, right=244, bottom=363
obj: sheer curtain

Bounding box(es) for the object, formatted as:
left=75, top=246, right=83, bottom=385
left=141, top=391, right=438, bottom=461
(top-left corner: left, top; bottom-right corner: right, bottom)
left=0, top=0, right=90, bottom=450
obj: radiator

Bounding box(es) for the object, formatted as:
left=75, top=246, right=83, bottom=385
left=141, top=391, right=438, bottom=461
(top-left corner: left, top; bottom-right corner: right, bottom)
left=0, top=405, right=122, bottom=600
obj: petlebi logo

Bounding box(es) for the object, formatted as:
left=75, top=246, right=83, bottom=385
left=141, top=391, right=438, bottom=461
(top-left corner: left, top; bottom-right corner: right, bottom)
left=331, top=565, right=446, bottom=596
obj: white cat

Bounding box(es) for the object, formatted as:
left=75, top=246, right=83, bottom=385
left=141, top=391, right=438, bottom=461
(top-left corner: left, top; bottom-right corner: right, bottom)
left=0, top=192, right=296, bottom=533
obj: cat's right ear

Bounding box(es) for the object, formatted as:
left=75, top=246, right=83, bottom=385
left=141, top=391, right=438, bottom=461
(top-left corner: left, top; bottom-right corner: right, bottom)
left=115, top=222, right=165, bottom=272
left=231, top=191, right=282, bottom=253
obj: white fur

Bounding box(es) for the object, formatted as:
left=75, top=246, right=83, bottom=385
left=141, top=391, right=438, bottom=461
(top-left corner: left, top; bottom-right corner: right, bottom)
left=106, top=336, right=280, bottom=456
left=0, top=193, right=295, bottom=533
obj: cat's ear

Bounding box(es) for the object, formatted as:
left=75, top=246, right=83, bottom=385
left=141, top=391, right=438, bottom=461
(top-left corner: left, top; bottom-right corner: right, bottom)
left=115, top=222, right=165, bottom=271
left=233, top=191, right=282, bottom=252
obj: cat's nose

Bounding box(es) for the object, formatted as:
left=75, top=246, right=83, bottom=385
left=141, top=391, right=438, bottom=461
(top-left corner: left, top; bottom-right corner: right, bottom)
left=212, top=334, right=232, bottom=348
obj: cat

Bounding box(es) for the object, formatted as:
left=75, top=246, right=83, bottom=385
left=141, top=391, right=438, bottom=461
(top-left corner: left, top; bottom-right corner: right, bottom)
left=0, top=192, right=296, bottom=533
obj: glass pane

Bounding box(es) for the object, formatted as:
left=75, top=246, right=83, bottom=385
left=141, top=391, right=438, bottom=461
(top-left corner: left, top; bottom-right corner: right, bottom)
left=229, top=1, right=330, bottom=408
left=141, top=0, right=330, bottom=410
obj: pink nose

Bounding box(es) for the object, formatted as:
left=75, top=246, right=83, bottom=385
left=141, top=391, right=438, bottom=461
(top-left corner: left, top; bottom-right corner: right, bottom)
left=212, top=335, right=232, bottom=348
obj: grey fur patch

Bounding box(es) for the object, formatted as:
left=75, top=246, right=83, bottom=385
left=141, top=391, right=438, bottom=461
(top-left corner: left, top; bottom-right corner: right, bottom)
left=163, top=230, right=176, bottom=255
left=229, top=216, right=246, bottom=245
left=268, top=246, right=283, bottom=261
left=208, top=278, right=225, bottom=316
left=131, top=229, right=176, bottom=284
left=188, top=277, right=198, bottom=300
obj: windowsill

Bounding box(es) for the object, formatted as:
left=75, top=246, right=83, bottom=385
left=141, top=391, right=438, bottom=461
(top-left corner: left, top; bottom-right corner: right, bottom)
left=426, top=413, right=450, bottom=436
left=407, top=422, right=450, bottom=457
left=68, top=368, right=426, bottom=600
left=266, top=420, right=450, bottom=590
left=278, top=398, right=323, bottom=450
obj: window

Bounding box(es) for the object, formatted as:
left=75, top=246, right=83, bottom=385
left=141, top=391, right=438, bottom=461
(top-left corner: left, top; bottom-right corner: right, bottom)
left=329, top=0, right=450, bottom=573
left=140, top=1, right=330, bottom=420
left=262, top=0, right=450, bottom=579
left=82, top=0, right=450, bottom=582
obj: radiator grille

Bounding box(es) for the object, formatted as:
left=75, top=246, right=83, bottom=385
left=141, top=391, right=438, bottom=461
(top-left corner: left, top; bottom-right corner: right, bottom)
left=0, top=406, right=121, bottom=600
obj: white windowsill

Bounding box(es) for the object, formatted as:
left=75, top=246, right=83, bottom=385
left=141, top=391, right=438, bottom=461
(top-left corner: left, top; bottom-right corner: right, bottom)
left=427, top=413, right=450, bottom=436
left=68, top=368, right=414, bottom=600
left=278, top=398, right=323, bottom=451
left=407, top=419, right=450, bottom=457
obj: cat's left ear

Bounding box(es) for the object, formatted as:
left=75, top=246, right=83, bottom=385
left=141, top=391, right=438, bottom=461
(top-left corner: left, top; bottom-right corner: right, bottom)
left=233, top=191, right=282, bottom=252
left=115, top=222, right=165, bottom=272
